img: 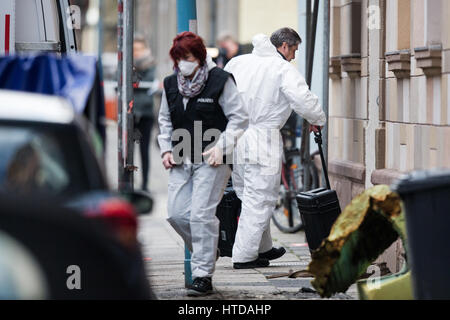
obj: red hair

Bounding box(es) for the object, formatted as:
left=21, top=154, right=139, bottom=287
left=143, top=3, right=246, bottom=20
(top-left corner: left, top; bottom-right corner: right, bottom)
left=169, top=32, right=207, bottom=69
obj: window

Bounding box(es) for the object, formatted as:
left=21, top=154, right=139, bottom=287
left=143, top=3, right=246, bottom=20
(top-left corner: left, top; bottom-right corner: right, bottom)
left=0, top=123, right=91, bottom=196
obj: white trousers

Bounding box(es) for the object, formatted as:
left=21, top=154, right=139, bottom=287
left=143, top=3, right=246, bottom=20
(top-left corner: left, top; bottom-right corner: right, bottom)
left=167, top=163, right=231, bottom=279
left=232, top=162, right=281, bottom=263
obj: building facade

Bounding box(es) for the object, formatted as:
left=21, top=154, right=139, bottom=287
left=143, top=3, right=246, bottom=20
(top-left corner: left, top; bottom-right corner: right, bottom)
left=328, top=0, right=450, bottom=272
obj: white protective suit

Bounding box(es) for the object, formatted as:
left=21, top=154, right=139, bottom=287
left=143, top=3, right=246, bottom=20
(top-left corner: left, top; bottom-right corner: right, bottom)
left=225, top=34, right=327, bottom=263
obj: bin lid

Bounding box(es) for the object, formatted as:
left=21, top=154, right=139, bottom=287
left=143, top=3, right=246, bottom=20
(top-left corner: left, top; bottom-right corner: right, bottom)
left=392, top=169, right=450, bottom=195
left=296, top=188, right=338, bottom=208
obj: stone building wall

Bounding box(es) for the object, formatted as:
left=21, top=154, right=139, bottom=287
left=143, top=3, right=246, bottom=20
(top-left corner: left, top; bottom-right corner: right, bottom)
left=328, top=0, right=368, bottom=210
left=383, top=0, right=450, bottom=175
left=329, top=0, right=450, bottom=198
left=328, top=0, right=450, bottom=272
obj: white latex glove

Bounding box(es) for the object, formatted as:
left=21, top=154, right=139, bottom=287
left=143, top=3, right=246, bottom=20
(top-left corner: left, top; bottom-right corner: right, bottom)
left=202, top=146, right=223, bottom=167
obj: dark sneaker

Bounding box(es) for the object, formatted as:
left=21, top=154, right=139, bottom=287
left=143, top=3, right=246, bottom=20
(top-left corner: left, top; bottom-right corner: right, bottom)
left=259, top=247, right=286, bottom=261
left=187, top=277, right=214, bottom=297
left=233, top=258, right=270, bottom=269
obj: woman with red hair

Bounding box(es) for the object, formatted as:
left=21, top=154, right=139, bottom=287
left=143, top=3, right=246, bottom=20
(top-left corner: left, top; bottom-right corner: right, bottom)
left=157, top=32, right=248, bottom=296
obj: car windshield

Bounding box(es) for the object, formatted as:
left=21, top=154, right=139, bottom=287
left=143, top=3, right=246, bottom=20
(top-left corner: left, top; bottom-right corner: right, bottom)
left=0, top=123, right=91, bottom=196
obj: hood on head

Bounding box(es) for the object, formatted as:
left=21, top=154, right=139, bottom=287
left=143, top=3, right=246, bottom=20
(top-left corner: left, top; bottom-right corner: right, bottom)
left=252, top=34, right=278, bottom=57
left=206, top=54, right=217, bottom=70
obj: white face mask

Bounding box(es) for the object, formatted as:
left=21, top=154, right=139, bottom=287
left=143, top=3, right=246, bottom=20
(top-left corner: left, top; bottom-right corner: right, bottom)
left=178, top=60, right=199, bottom=77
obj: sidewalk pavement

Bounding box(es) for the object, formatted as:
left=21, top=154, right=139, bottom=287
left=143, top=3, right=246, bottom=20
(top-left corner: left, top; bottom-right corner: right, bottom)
left=105, top=122, right=358, bottom=300
left=136, top=152, right=358, bottom=300
left=138, top=198, right=358, bottom=300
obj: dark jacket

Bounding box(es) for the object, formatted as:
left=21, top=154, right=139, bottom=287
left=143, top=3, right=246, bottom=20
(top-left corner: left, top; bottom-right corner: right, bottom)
left=133, top=59, right=156, bottom=119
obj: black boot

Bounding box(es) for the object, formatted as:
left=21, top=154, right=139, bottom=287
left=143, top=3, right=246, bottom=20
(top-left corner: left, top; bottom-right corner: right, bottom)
left=187, top=277, right=214, bottom=297
left=259, top=247, right=286, bottom=260
left=233, top=258, right=270, bottom=269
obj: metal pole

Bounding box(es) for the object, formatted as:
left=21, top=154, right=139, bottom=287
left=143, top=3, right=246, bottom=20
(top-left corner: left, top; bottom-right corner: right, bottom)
left=117, top=0, right=125, bottom=191
left=96, top=0, right=105, bottom=134
left=177, top=0, right=198, bottom=34
left=176, top=0, right=197, bottom=289
left=210, top=0, right=217, bottom=47
left=306, top=0, right=319, bottom=88
left=322, top=0, right=330, bottom=187
left=98, top=0, right=104, bottom=65
left=300, top=0, right=311, bottom=190
left=306, top=0, right=312, bottom=64
left=124, top=0, right=135, bottom=189
left=301, top=0, right=319, bottom=191
left=117, top=0, right=135, bottom=192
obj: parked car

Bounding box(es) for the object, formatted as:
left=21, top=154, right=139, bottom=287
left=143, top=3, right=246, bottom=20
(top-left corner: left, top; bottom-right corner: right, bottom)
left=0, top=194, right=153, bottom=299
left=0, top=229, right=48, bottom=299
left=0, top=89, right=153, bottom=249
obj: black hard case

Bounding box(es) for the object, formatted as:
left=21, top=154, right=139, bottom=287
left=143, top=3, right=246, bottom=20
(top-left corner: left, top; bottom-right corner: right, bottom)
left=297, top=188, right=341, bottom=251
left=215, top=180, right=241, bottom=257
left=296, top=129, right=341, bottom=252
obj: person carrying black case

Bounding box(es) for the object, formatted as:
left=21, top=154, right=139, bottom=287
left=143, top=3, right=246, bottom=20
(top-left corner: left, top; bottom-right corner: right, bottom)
left=296, top=129, right=341, bottom=252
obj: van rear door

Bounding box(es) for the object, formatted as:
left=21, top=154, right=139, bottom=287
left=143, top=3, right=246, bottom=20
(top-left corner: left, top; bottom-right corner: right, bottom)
left=55, top=0, right=77, bottom=53
left=0, top=0, right=15, bottom=55
left=0, top=0, right=77, bottom=55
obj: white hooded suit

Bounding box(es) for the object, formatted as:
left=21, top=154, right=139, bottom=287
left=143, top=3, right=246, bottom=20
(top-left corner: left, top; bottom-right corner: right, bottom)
left=224, top=34, right=326, bottom=263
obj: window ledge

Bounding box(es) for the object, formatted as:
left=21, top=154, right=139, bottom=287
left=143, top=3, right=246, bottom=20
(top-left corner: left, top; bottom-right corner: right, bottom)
left=340, top=54, right=362, bottom=79
left=329, top=56, right=341, bottom=80
left=414, top=45, right=442, bottom=77
left=385, top=50, right=411, bottom=79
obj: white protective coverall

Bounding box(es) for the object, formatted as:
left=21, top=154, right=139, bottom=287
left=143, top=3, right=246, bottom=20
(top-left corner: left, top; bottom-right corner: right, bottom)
left=224, top=34, right=327, bottom=263
left=158, top=56, right=248, bottom=278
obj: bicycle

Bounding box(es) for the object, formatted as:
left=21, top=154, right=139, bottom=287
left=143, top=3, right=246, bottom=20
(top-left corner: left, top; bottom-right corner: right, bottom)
left=272, top=125, right=320, bottom=233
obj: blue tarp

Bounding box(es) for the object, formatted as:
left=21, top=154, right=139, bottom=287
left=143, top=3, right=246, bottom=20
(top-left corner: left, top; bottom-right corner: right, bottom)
left=0, top=54, right=99, bottom=114
left=0, top=54, right=106, bottom=143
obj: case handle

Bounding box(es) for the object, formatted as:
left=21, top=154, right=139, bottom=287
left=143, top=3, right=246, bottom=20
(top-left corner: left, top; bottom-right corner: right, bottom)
left=314, top=128, right=331, bottom=190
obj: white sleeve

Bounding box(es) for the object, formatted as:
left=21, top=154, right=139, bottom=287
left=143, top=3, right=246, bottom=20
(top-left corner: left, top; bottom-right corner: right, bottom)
left=157, top=89, right=173, bottom=157
left=223, top=58, right=235, bottom=73
left=280, top=65, right=327, bottom=126
left=216, top=76, right=249, bottom=155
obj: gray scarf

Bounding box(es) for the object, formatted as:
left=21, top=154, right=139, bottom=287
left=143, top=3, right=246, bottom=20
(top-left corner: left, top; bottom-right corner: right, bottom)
left=177, top=63, right=209, bottom=98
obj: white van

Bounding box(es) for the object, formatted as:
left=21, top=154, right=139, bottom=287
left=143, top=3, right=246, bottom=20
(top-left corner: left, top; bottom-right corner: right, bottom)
left=0, top=0, right=76, bottom=54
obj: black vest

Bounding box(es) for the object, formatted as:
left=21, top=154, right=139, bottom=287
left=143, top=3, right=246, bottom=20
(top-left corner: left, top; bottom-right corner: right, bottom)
left=164, top=67, right=231, bottom=163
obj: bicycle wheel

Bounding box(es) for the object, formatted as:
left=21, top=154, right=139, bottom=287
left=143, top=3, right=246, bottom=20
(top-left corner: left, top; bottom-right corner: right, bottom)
left=272, top=151, right=305, bottom=233
left=306, top=150, right=320, bottom=191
